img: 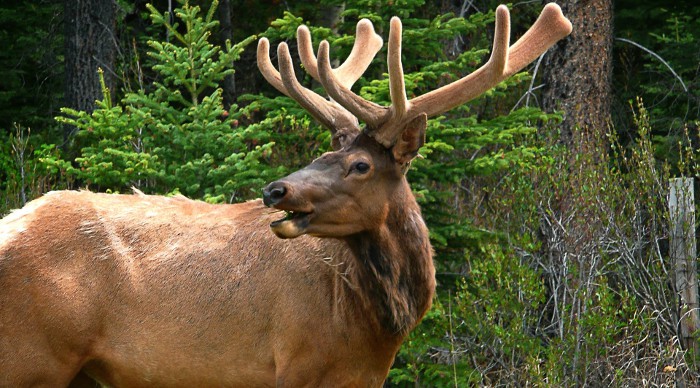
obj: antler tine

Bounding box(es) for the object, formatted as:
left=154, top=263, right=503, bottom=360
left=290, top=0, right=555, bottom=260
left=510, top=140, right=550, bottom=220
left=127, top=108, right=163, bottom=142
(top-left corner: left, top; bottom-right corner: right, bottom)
left=297, top=26, right=321, bottom=80
left=506, top=3, right=572, bottom=74
left=335, top=19, right=384, bottom=88
left=257, top=38, right=358, bottom=132
left=364, top=16, right=421, bottom=147
left=489, top=5, right=510, bottom=76
left=362, top=17, right=410, bottom=147
left=408, top=3, right=572, bottom=120
left=317, top=40, right=390, bottom=129
left=298, top=19, right=383, bottom=90
left=257, top=38, right=290, bottom=97
left=388, top=17, right=408, bottom=121
left=258, top=20, right=386, bottom=135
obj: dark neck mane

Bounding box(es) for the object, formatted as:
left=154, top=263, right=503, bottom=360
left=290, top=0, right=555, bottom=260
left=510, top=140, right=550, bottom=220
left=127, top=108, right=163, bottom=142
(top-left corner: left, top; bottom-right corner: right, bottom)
left=344, top=196, right=435, bottom=336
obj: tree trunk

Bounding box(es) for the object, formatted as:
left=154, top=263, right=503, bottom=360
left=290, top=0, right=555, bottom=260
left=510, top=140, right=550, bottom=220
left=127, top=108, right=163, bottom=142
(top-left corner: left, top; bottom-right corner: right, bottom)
left=540, top=0, right=614, bottom=148
left=63, top=0, right=117, bottom=142
left=316, top=2, right=345, bottom=32
left=537, top=3, right=615, bottom=383
left=316, top=2, right=345, bottom=68
left=217, top=0, right=236, bottom=110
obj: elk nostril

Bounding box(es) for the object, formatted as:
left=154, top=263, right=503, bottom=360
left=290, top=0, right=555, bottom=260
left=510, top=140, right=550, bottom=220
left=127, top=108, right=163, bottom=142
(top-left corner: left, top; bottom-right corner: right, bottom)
left=263, top=182, right=287, bottom=206
left=270, top=186, right=286, bottom=201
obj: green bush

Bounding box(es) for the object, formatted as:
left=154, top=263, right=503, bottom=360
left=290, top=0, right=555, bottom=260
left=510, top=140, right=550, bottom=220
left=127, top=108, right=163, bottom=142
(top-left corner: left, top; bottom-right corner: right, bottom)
left=0, top=124, right=62, bottom=215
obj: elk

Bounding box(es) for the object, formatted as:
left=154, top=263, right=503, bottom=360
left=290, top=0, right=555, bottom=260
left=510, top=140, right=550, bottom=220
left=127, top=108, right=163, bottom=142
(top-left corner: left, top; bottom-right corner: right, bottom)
left=0, top=4, right=571, bottom=387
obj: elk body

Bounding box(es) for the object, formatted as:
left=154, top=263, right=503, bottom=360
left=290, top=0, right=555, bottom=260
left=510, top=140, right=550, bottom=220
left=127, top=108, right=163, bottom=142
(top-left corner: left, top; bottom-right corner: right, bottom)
left=0, top=5, right=571, bottom=387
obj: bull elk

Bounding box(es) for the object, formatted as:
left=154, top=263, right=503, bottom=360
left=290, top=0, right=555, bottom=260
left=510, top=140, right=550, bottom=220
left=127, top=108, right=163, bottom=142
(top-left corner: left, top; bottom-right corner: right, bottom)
left=0, top=4, right=571, bottom=387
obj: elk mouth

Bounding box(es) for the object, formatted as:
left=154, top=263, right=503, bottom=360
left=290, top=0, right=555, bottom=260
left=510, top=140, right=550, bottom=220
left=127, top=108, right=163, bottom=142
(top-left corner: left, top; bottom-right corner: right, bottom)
left=269, top=209, right=313, bottom=239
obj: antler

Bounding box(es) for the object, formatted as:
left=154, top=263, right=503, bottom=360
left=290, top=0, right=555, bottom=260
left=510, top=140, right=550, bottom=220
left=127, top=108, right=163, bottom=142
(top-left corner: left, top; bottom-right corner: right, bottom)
left=257, top=19, right=383, bottom=135
left=316, top=3, right=572, bottom=147
left=297, top=20, right=383, bottom=90
left=259, top=4, right=572, bottom=149
left=410, top=4, right=573, bottom=119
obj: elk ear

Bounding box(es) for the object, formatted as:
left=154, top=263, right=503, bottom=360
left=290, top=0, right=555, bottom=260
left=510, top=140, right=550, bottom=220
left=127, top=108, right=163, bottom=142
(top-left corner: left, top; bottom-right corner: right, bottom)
left=392, top=113, right=426, bottom=164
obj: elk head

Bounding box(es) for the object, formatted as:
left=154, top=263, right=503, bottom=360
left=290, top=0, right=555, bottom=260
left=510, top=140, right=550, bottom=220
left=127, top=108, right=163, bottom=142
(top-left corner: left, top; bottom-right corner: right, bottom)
left=259, top=4, right=572, bottom=239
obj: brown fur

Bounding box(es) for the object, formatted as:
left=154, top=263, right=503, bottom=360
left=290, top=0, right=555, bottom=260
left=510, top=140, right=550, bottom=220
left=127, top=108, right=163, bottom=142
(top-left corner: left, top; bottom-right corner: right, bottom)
left=0, top=163, right=434, bottom=387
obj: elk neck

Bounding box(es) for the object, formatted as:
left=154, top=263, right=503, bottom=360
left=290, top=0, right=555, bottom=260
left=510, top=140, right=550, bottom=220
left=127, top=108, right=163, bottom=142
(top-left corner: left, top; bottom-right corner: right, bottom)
left=342, top=182, right=435, bottom=337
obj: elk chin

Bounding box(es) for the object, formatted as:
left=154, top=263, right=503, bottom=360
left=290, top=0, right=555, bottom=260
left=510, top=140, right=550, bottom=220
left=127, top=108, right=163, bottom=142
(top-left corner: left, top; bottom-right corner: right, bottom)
left=269, top=211, right=311, bottom=239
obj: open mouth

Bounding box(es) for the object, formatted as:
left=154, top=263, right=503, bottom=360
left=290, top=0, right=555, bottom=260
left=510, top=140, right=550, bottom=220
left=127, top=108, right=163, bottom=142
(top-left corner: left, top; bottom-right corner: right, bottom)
left=269, top=209, right=313, bottom=238
left=270, top=210, right=311, bottom=227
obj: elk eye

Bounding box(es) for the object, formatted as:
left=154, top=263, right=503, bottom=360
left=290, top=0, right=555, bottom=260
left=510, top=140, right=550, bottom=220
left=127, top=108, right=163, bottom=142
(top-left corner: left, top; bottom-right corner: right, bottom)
left=352, top=161, right=370, bottom=174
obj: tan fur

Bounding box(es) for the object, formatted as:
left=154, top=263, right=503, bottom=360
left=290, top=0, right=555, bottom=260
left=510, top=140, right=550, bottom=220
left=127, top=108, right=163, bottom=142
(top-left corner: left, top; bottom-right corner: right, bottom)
left=1, top=190, right=420, bottom=386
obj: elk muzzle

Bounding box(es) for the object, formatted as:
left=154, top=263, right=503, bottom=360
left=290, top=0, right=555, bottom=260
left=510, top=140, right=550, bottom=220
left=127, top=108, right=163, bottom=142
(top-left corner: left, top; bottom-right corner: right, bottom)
left=262, top=180, right=313, bottom=239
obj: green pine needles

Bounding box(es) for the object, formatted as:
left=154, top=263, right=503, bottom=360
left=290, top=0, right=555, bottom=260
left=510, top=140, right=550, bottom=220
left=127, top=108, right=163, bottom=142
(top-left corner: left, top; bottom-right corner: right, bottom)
left=53, top=0, right=274, bottom=203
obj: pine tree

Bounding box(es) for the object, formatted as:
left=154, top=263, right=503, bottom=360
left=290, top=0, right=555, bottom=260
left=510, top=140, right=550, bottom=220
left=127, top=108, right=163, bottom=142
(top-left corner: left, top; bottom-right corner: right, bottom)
left=53, top=0, right=279, bottom=203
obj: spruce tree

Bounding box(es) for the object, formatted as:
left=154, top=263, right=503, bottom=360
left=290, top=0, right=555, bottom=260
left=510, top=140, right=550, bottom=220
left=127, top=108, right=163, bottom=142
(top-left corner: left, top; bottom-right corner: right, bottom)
left=54, top=0, right=279, bottom=202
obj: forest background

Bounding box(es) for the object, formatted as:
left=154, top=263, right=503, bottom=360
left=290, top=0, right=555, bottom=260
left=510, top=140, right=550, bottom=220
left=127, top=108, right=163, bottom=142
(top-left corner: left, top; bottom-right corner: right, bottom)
left=1, top=0, right=699, bottom=386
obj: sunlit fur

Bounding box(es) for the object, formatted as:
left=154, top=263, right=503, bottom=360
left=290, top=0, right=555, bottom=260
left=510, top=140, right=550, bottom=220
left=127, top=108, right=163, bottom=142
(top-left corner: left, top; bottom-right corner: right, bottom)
left=0, top=179, right=434, bottom=386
